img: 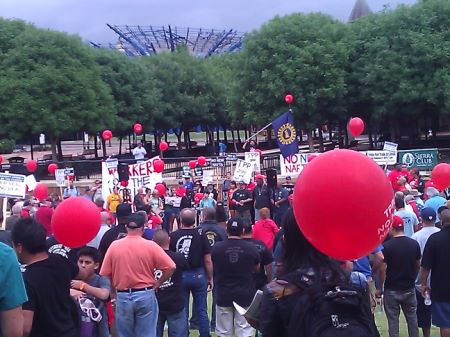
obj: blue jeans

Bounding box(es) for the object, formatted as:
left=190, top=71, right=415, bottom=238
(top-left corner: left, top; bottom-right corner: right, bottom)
left=156, top=308, right=187, bottom=337
left=182, top=268, right=210, bottom=337
left=190, top=283, right=217, bottom=329
left=116, top=289, right=159, bottom=337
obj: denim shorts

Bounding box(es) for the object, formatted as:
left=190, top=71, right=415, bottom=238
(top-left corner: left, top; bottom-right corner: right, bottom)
left=432, top=301, right=450, bottom=328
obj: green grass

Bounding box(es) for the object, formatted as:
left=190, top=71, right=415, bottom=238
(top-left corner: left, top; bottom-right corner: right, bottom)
left=164, top=293, right=440, bottom=337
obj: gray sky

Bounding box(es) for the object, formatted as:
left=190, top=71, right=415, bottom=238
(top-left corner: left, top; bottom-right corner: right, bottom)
left=0, top=0, right=416, bottom=43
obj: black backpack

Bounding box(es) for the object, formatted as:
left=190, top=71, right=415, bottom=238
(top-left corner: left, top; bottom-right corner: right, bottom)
left=286, top=269, right=379, bottom=337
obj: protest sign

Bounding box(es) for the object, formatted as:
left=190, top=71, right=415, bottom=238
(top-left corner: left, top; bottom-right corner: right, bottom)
left=226, top=153, right=238, bottom=162
left=383, top=141, right=398, bottom=153
left=181, top=166, right=191, bottom=178
left=363, top=151, right=397, bottom=165
left=102, top=156, right=162, bottom=201
left=194, top=166, right=203, bottom=180
left=245, top=152, right=260, bottom=173
left=24, top=175, right=37, bottom=191
left=398, top=149, right=438, bottom=170
left=0, top=172, right=26, bottom=199
left=233, top=160, right=253, bottom=183
left=202, top=170, right=214, bottom=186
left=279, top=153, right=310, bottom=176
left=55, top=169, right=66, bottom=187
left=208, top=157, right=226, bottom=168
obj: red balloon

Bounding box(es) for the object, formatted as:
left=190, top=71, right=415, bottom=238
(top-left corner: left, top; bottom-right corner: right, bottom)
left=307, top=154, right=318, bottom=162
left=154, top=183, right=166, bottom=196
left=194, top=192, right=203, bottom=204
left=159, top=141, right=168, bottom=152
left=48, top=163, right=58, bottom=174
left=293, top=149, right=394, bottom=260
left=34, top=183, right=48, bottom=200
left=188, top=160, right=197, bottom=169
left=431, top=163, right=450, bottom=190
left=285, top=94, right=294, bottom=105
left=348, top=117, right=365, bottom=137
left=197, top=156, right=207, bottom=166
left=102, top=130, right=113, bottom=141
left=0, top=155, right=3, bottom=164
left=133, top=123, right=143, bottom=134
left=52, top=197, right=101, bottom=248
left=153, top=159, right=165, bottom=173
left=120, top=180, right=129, bottom=187
left=26, top=160, right=38, bottom=173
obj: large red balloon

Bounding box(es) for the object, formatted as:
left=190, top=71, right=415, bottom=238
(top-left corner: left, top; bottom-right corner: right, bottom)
left=120, top=180, right=129, bottom=187
left=159, top=141, right=168, bottom=152
left=188, top=160, right=197, bottom=169
left=52, top=197, right=101, bottom=248
left=26, top=160, right=38, bottom=173
left=348, top=117, right=365, bottom=137
left=0, top=155, right=3, bottom=164
left=153, top=159, right=165, bottom=173
left=285, top=94, right=294, bottom=105
left=102, top=130, right=113, bottom=141
left=48, top=163, right=58, bottom=174
left=293, top=149, right=394, bottom=260
left=133, top=123, right=143, bottom=134
left=197, top=156, right=206, bottom=166
left=307, top=154, right=318, bottom=162
left=154, top=183, right=166, bottom=196
left=34, top=183, right=48, bottom=200
left=194, top=192, right=203, bottom=204
left=431, top=163, right=450, bottom=191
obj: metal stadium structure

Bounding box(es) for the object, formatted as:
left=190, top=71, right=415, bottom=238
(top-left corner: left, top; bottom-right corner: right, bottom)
left=90, top=24, right=244, bottom=57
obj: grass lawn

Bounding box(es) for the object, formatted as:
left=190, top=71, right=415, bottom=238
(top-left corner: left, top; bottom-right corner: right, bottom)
left=164, top=294, right=440, bottom=337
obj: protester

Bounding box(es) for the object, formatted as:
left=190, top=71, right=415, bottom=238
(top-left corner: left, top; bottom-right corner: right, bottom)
left=91, top=180, right=103, bottom=203
left=12, top=217, right=79, bottom=337
left=34, top=200, right=53, bottom=237
left=71, top=247, right=111, bottom=337
left=412, top=208, right=440, bottom=337
left=152, top=230, right=189, bottom=337
left=409, top=169, right=425, bottom=193
left=227, top=181, right=238, bottom=217
left=242, top=220, right=273, bottom=290
left=253, top=174, right=274, bottom=221
left=222, top=172, right=232, bottom=201
left=388, top=164, right=404, bottom=192
left=212, top=217, right=260, bottom=337
left=252, top=207, right=279, bottom=250
left=169, top=208, right=213, bottom=337
left=218, top=141, right=227, bottom=156
left=87, top=212, right=111, bottom=249
left=215, top=201, right=228, bottom=230
left=377, top=215, right=420, bottom=337
left=63, top=180, right=80, bottom=198
left=199, top=192, right=216, bottom=218
left=132, top=143, right=147, bottom=161
left=183, top=176, right=194, bottom=190
left=205, top=184, right=219, bottom=201
left=273, top=181, right=289, bottom=226
left=134, top=187, right=146, bottom=211
left=420, top=209, right=450, bottom=337
left=20, top=200, right=32, bottom=218
left=232, top=181, right=253, bottom=220
left=395, top=193, right=419, bottom=237
left=424, top=187, right=447, bottom=225
left=6, top=203, right=22, bottom=231
left=100, top=213, right=175, bottom=337
left=106, top=186, right=123, bottom=218
left=0, top=241, right=27, bottom=337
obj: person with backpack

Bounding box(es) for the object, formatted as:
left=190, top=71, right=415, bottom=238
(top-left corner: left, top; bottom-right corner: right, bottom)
left=259, top=208, right=379, bottom=337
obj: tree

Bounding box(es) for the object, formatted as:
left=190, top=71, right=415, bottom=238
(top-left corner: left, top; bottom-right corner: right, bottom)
left=0, top=22, right=115, bottom=160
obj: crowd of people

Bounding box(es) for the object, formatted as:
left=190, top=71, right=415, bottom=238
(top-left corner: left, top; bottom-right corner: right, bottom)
left=0, top=162, right=449, bottom=337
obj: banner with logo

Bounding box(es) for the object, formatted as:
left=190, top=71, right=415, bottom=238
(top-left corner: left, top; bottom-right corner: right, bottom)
left=101, top=156, right=162, bottom=202
left=398, top=149, right=438, bottom=170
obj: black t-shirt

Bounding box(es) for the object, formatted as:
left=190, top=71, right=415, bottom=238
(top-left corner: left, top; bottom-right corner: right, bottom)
left=46, top=236, right=80, bottom=265
left=180, top=196, right=192, bottom=210
left=243, top=238, right=273, bottom=290
left=253, top=185, right=273, bottom=210
left=421, top=226, right=450, bottom=301
left=200, top=221, right=228, bottom=247
left=382, top=236, right=421, bottom=291
left=98, top=224, right=127, bottom=260
left=155, top=250, right=188, bottom=313
left=22, top=254, right=79, bottom=337
left=170, top=228, right=211, bottom=269
left=232, top=189, right=253, bottom=212
left=212, top=239, right=260, bottom=307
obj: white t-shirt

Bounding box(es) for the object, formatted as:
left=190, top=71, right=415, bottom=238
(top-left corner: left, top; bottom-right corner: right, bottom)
left=132, top=146, right=147, bottom=160
left=412, top=226, right=440, bottom=290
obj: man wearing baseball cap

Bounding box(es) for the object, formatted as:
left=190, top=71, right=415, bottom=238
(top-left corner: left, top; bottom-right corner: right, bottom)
left=412, top=208, right=440, bottom=337
left=377, top=215, right=421, bottom=337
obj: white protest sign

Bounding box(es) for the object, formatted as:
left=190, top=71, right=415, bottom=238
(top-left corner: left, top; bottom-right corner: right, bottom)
left=245, top=152, right=261, bottom=173
left=233, top=160, right=253, bottom=184
left=101, top=156, right=162, bottom=202
left=279, top=153, right=321, bottom=176
left=24, top=175, right=37, bottom=191
left=363, top=151, right=397, bottom=165
left=383, top=141, right=398, bottom=153
left=202, top=170, right=214, bottom=186
left=55, top=169, right=66, bottom=187
left=105, top=158, right=118, bottom=170
left=0, top=173, right=26, bottom=199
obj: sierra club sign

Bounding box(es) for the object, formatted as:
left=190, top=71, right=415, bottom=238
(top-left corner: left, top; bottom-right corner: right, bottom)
left=398, top=149, right=438, bottom=170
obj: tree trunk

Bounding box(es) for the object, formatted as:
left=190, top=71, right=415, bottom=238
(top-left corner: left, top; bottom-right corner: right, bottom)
left=223, top=127, right=228, bottom=143
left=50, top=138, right=58, bottom=162
left=175, top=132, right=182, bottom=149
left=119, top=137, right=123, bottom=155
left=318, top=127, right=324, bottom=153
left=307, top=129, right=314, bottom=152
left=30, top=141, right=34, bottom=160
left=231, top=128, right=237, bottom=152
left=102, top=139, right=107, bottom=158
left=237, top=129, right=242, bottom=143
left=128, top=133, right=132, bottom=151
left=57, top=140, right=63, bottom=161
left=94, top=135, right=99, bottom=159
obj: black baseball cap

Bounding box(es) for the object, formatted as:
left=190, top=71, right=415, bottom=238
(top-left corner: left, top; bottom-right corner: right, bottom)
left=116, top=203, right=132, bottom=218
left=227, top=217, right=244, bottom=235
left=126, top=213, right=145, bottom=229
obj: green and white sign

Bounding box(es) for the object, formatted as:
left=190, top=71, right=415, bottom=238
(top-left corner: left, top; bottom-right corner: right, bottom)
left=398, top=149, right=438, bottom=170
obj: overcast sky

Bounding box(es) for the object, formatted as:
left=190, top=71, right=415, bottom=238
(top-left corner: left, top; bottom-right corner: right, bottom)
left=0, top=0, right=416, bottom=43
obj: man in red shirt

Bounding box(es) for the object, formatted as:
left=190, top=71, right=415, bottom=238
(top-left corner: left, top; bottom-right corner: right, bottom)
left=388, top=164, right=404, bottom=191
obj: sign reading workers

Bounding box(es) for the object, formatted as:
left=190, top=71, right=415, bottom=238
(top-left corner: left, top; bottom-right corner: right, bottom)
left=279, top=154, right=309, bottom=176
left=233, top=159, right=253, bottom=184
left=398, top=149, right=438, bottom=170
left=101, top=156, right=162, bottom=202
